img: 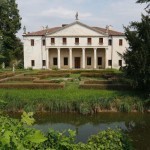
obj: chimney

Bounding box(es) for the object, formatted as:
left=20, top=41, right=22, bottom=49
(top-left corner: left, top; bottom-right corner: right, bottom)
left=106, top=25, right=113, bottom=34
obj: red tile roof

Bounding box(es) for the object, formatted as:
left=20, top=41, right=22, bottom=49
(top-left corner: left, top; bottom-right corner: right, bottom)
left=24, top=25, right=124, bottom=36
left=93, top=27, right=124, bottom=36
left=25, top=27, right=61, bottom=36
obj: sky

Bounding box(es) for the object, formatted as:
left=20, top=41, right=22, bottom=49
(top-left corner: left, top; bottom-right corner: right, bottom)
left=16, top=0, right=147, bottom=39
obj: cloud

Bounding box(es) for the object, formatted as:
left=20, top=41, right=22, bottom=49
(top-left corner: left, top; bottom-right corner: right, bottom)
left=40, top=7, right=92, bottom=19
left=16, top=0, right=147, bottom=39
left=73, top=0, right=87, bottom=4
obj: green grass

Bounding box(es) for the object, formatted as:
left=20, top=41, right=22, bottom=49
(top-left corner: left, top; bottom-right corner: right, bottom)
left=0, top=85, right=146, bottom=113
left=0, top=71, right=148, bottom=114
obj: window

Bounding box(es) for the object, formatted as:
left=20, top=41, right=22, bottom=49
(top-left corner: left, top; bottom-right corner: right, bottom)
left=51, top=38, right=55, bottom=44
left=42, top=60, right=46, bottom=66
left=53, top=58, right=57, bottom=65
left=99, top=38, right=103, bottom=45
left=62, top=38, right=67, bottom=44
left=64, top=57, right=68, bottom=65
left=31, top=60, right=35, bottom=66
left=119, top=39, right=123, bottom=46
left=119, top=60, right=122, bottom=66
left=87, top=57, right=91, bottom=65
left=98, top=57, right=102, bottom=65
left=43, top=39, right=46, bottom=46
left=108, top=60, right=112, bottom=66
left=75, top=38, right=79, bottom=45
left=31, top=39, right=34, bottom=46
left=87, top=38, right=92, bottom=45
left=108, top=39, right=112, bottom=45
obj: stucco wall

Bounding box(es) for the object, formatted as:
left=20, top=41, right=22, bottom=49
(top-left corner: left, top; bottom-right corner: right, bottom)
left=23, top=24, right=129, bottom=70
left=23, top=36, right=47, bottom=69
left=106, top=36, right=128, bottom=69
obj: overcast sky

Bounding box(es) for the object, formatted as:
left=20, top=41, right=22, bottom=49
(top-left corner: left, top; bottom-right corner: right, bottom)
left=16, top=0, right=147, bottom=39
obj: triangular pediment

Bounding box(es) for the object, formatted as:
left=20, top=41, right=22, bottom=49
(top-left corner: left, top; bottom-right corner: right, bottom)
left=46, top=21, right=107, bottom=37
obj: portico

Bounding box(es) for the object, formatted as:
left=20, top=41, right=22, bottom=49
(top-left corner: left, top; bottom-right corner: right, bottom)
left=23, top=21, right=127, bottom=70
left=47, top=47, right=106, bottom=69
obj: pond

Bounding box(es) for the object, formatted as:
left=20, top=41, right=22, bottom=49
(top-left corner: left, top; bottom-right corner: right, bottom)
left=10, top=112, right=150, bottom=150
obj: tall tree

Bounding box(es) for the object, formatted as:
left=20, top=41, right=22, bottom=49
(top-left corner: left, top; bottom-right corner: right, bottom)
left=0, top=0, right=22, bottom=66
left=123, top=0, right=150, bottom=91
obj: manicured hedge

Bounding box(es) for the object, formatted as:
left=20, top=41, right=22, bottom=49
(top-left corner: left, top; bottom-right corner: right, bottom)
left=80, top=73, right=104, bottom=77
left=24, top=73, right=70, bottom=78
left=84, top=80, right=113, bottom=84
left=33, top=79, right=63, bottom=83
left=0, top=82, right=65, bottom=89
left=0, top=73, right=15, bottom=79
left=0, top=77, right=37, bottom=83
left=38, top=70, right=115, bottom=74
left=80, top=82, right=130, bottom=90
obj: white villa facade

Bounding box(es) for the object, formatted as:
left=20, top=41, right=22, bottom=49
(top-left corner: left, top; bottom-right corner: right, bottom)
left=23, top=21, right=128, bottom=70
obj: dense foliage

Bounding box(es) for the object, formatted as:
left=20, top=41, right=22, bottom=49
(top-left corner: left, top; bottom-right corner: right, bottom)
left=123, top=1, right=150, bottom=92
left=0, top=0, right=23, bottom=66
left=0, top=112, right=133, bottom=150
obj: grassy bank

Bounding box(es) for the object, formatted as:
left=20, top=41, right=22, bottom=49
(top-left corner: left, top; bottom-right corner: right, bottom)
left=0, top=70, right=149, bottom=114
left=0, top=86, right=148, bottom=114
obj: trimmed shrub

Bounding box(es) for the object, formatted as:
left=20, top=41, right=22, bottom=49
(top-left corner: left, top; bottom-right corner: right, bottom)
left=0, top=73, right=15, bottom=79
left=0, top=77, right=36, bottom=83
left=33, top=79, right=63, bottom=83
left=84, top=80, right=112, bottom=84
left=0, top=83, right=65, bottom=89
left=81, top=73, right=104, bottom=77
left=80, top=82, right=131, bottom=90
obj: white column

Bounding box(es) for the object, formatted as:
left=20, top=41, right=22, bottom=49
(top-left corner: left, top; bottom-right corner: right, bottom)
left=82, top=48, right=85, bottom=69
left=46, top=49, right=49, bottom=69
left=105, top=48, right=108, bottom=69
left=69, top=48, right=72, bottom=69
left=57, top=48, right=61, bottom=69
left=94, top=48, right=97, bottom=69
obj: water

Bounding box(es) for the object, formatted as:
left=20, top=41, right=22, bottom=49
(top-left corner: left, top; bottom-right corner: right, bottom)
left=9, top=112, right=150, bottom=150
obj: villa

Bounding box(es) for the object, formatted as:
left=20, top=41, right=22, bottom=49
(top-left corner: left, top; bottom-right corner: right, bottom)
left=23, top=18, right=128, bottom=70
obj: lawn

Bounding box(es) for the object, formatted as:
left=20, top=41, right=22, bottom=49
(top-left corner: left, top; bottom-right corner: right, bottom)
left=0, top=69, right=148, bottom=114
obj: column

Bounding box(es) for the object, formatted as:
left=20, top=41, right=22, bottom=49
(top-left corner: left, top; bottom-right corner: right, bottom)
left=46, top=49, right=49, bottom=69
left=94, top=48, right=97, bottom=69
left=105, top=48, right=108, bottom=69
left=69, top=48, right=72, bottom=69
left=82, top=48, right=85, bottom=69
left=57, top=48, right=61, bottom=69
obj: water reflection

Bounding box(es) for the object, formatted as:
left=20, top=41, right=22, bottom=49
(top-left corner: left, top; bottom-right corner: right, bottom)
left=9, top=112, right=150, bottom=150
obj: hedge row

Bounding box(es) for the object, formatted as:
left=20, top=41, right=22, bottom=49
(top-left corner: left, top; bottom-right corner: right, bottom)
left=24, top=73, right=70, bottom=78
left=0, top=73, right=15, bottom=79
left=38, top=70, right=115, bottom=74
left=84, top=80, right=113, bottom=84
left=80, top=82, right=130, bottom=90
left=0, top=83, right=65, bottom=89
left=0, top=76, right=64, bottom=84
left=80, top=73, right=104, bottom=77
left=33, top=79, right=62, bottom=83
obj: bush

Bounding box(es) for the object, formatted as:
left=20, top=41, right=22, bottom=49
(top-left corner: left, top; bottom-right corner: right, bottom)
left=0, top=112, right=47, bottom=150
left=0, top=73, right=15, bottom=79
left=80, top=82, right=130, bottom=90
left=0, top=114, right=133, bottom=150
left=0, top=83, right=65, bottom=89
left=84, top=80, right=112, bottom=84
left=33, top=79, right=63, bottom=83
left=87, top=128, right=132, bottom=150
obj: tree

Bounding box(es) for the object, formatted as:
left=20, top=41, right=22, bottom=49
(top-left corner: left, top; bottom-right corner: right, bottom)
left=0, top=0, right=22, bottom=66
left=122, top=1, right=150, bottom=91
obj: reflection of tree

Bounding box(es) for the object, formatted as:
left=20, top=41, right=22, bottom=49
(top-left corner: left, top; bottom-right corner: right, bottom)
left=124, top=115, right=150, bottom=150
left=10, top=112, right=150, bottom=149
